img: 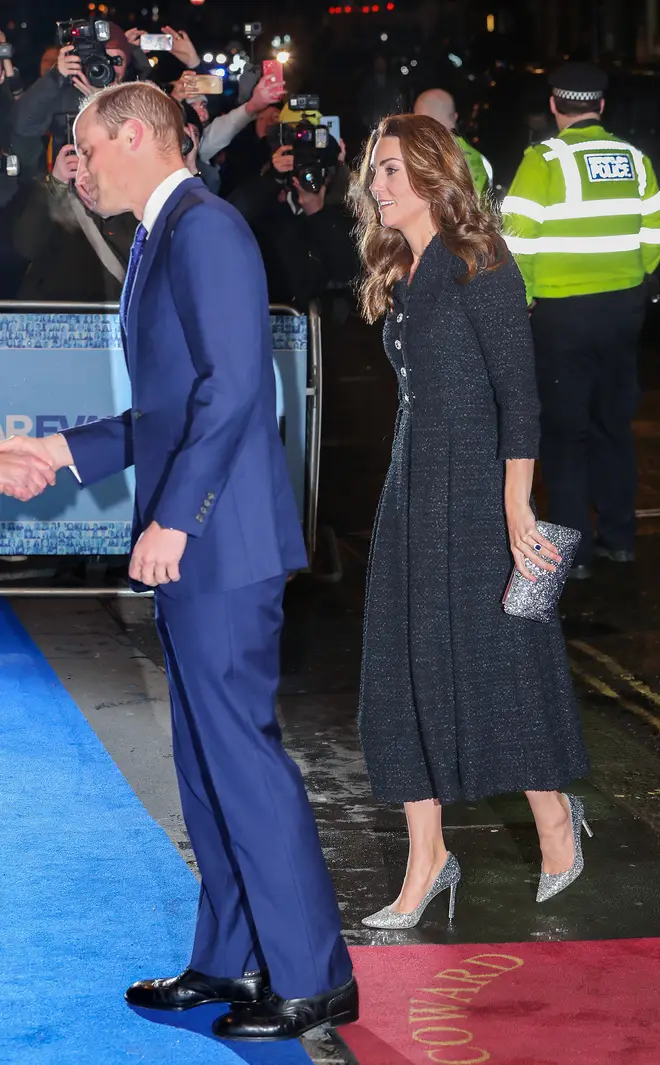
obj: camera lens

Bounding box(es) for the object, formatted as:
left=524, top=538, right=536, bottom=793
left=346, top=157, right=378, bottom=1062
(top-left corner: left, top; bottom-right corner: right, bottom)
left=85, top=55, right=115, bottom=88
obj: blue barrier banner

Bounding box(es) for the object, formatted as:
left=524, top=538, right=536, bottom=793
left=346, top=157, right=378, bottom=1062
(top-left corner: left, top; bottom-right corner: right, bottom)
left=0, top=312, right=307, bottom=556
left=272, top=314, right=307, bottom=521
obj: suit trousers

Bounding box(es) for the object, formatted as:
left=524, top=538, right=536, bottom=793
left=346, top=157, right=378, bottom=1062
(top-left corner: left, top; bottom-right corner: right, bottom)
left=532, top=285, right=646, bottom=564
left=154, top=575, right=352, bottom=1000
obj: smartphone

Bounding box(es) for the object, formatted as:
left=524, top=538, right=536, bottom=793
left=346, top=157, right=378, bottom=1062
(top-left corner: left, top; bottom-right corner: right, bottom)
left=65, top=113, right=76, bottom=147
left=140, top=33, right=173, bottom=52
left=322, top=115, right=341, bottom=146
left=262, top=59, right=285, bottom=93
left=186, top=74, right=224, bottom=95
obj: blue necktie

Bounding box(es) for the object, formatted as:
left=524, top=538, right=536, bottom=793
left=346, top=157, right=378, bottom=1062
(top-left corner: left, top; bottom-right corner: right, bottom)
left=121, top=222, right=148, bottom=330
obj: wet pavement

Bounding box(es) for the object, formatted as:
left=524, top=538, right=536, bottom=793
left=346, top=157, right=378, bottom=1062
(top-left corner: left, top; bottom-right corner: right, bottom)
left=8, top=304, right=660, bottom=1063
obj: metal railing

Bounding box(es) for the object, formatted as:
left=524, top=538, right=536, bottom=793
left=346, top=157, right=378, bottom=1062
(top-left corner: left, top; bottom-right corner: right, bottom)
left=0, top=299, right=322, bottom=596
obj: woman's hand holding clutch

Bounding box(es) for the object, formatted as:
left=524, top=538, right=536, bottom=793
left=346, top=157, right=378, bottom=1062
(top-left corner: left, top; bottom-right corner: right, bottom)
left=506, top=503, right=562, bottom=582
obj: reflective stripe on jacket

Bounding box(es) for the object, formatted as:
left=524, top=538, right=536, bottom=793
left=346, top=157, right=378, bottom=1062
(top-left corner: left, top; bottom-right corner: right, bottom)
left=502, top=123, right=660, bottom=300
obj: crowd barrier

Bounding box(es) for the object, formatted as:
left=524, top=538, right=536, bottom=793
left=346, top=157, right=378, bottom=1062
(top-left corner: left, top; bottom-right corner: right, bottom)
left=0, top=299, right=322, bottom=596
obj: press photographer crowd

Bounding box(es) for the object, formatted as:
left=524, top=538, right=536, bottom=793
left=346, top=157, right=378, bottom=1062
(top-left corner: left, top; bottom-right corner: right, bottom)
left=0, top=13, right=359, bottom=306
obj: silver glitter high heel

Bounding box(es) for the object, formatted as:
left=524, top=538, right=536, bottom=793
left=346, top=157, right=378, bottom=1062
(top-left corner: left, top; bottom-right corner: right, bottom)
left=361, top=852, right=461, bottom=928
left=536, top=793, right=593, bottom=904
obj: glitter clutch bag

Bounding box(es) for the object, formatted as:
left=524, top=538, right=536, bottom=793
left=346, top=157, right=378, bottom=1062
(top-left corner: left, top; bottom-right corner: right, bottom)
left=502, top=521, right=581, bottom=624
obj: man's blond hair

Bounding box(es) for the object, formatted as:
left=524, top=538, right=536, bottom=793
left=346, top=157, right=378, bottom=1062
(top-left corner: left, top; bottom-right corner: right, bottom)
left=80, top=80, right=184, bottom=155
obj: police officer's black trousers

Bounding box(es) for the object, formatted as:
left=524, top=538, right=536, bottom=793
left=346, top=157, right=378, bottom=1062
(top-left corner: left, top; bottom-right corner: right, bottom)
left=531, top=285, right=646, bottom=565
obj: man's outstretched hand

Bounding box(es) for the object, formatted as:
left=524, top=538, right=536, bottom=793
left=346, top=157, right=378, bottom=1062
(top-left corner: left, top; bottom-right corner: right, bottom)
left=0, top=451, right=56, bottom=501
left=0, top=433, right=73, bottom=500
left=129, top=522, right=187, bottom=588
left=0, top=433, right=73, bottom=469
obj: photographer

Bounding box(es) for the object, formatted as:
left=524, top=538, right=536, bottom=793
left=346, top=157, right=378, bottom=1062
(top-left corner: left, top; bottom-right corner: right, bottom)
left=13, top=22, right=145, bottom=171
left=0, top=29, right=20, bottom=181
left=178, top=100, right=221, bottom=195
left=0, top=27, right=27, bottom=295
left=229, top=113, right=357, bottom=306
left=198, top=72, right=285, bottom=182
left=0, top=28, right=23, bottom=103
left=13, top=142, right=136, bottom=302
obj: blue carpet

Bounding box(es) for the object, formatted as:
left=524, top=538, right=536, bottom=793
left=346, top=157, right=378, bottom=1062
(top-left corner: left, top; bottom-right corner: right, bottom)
left=0, top=603, right=311, bottom=1065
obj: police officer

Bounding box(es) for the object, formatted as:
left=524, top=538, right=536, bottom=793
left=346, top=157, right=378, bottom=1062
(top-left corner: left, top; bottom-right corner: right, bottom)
left=502, top=63, right=660, bottom=578
left=414, top=88, right=493, bottom=198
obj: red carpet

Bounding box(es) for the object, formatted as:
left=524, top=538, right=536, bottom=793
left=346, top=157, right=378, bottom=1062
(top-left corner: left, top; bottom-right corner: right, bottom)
left=343, top=940, right=660, bottom=1064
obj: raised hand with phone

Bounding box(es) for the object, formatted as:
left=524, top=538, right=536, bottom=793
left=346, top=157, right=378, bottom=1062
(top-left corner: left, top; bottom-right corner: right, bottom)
left=51, top=143, right=79, bottom=186
left=160, top=26, right=201, bottom=69
left=0, top=27, right=17, bottom=91
left=245, top=71, right=286, bottom=115
left=197, top=71, right=286, bottom=167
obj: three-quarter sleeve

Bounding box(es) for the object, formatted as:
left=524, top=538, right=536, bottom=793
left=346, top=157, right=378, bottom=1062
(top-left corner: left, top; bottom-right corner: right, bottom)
left=460, top=254, right=540, bottom=460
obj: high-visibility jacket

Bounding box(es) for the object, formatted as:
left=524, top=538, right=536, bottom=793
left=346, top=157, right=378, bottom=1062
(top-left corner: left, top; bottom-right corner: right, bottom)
left=456, top=135, right=492, bottom=198
left=502, top=122, right=660, bottom=301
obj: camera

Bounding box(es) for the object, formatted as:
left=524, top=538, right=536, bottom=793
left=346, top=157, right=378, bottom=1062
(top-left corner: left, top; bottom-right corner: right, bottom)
left=275, top=95, right=337, bottom=193
left=244, top=22, right=262, bottom=39
left=0, top=155, right=19, bottom=178
left=56, top=17, right=121, bottom=89
left=289, top=94, right=320, bottom=112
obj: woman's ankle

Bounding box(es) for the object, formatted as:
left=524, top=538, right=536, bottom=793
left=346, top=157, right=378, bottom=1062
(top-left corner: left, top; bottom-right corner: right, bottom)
left=407, top=845, right=448, bottom=876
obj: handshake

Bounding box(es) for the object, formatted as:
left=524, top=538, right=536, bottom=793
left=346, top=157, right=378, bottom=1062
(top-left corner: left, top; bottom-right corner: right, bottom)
left=0, top=434, right=73, bottom=501
left=0, top=433, right=188, bottom=587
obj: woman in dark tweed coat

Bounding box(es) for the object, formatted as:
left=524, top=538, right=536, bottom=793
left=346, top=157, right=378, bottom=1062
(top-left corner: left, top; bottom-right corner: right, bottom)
left=351, top=114, right=590, bottom=928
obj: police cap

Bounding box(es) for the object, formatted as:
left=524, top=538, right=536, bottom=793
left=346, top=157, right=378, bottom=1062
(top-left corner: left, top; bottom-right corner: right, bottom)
left=548, top=62, right=608, bottom=104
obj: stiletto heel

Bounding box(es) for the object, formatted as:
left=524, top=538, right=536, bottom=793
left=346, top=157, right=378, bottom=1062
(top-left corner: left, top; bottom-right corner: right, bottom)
left=448, top=880, right=458, bottom=921
left=536, top=793, right=592, bottom=903
left=362, top=852, right=461, bottom=929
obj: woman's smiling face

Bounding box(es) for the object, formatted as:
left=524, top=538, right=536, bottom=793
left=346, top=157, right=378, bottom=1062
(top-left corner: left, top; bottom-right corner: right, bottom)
left=369, top=135, right=430, bottom=233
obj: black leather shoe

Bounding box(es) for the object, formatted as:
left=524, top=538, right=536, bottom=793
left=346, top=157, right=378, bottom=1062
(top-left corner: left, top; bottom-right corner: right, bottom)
left=568, top=564, right=592, bottom=581
left=595, top=544, right=635, bottom=563
left=212, top=976, right=359, bottom=1041
left=125, top=968, right=268, bottom=1011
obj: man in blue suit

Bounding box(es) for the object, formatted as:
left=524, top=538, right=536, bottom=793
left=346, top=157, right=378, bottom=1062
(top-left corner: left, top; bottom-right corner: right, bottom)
left=0, top=81, right=356, bottom=1042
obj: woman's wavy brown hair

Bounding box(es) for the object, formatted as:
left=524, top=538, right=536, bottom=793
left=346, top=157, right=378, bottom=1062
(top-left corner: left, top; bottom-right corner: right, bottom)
left=349, top=113, right=506, bottom=323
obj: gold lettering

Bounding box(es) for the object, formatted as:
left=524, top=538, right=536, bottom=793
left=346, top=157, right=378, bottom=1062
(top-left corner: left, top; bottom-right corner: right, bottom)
left=413, top=988, right=474, bottom=1003
left=434, top=988, right=475, bottom=1003
left=465, top=952, right=524, bottom=973
left=410, top=1005, right=467, bottom=1023
left=434, top=969, right=495, bottom=988
left=411, top=1026, right=474, bottom=1047
left=427, top=1048, right=490, bottom=1063
left=415, top=987, right=457, bottom=998
left=406, top=952, right=520, bottom=1064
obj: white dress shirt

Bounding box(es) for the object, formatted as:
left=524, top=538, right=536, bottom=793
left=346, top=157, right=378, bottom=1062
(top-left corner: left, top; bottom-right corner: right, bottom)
left=142, top=167, right=195, bottom=234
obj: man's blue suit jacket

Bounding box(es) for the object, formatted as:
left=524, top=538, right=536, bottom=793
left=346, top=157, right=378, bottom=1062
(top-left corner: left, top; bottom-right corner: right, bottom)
left=64, top=178, right=308, bottom=596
